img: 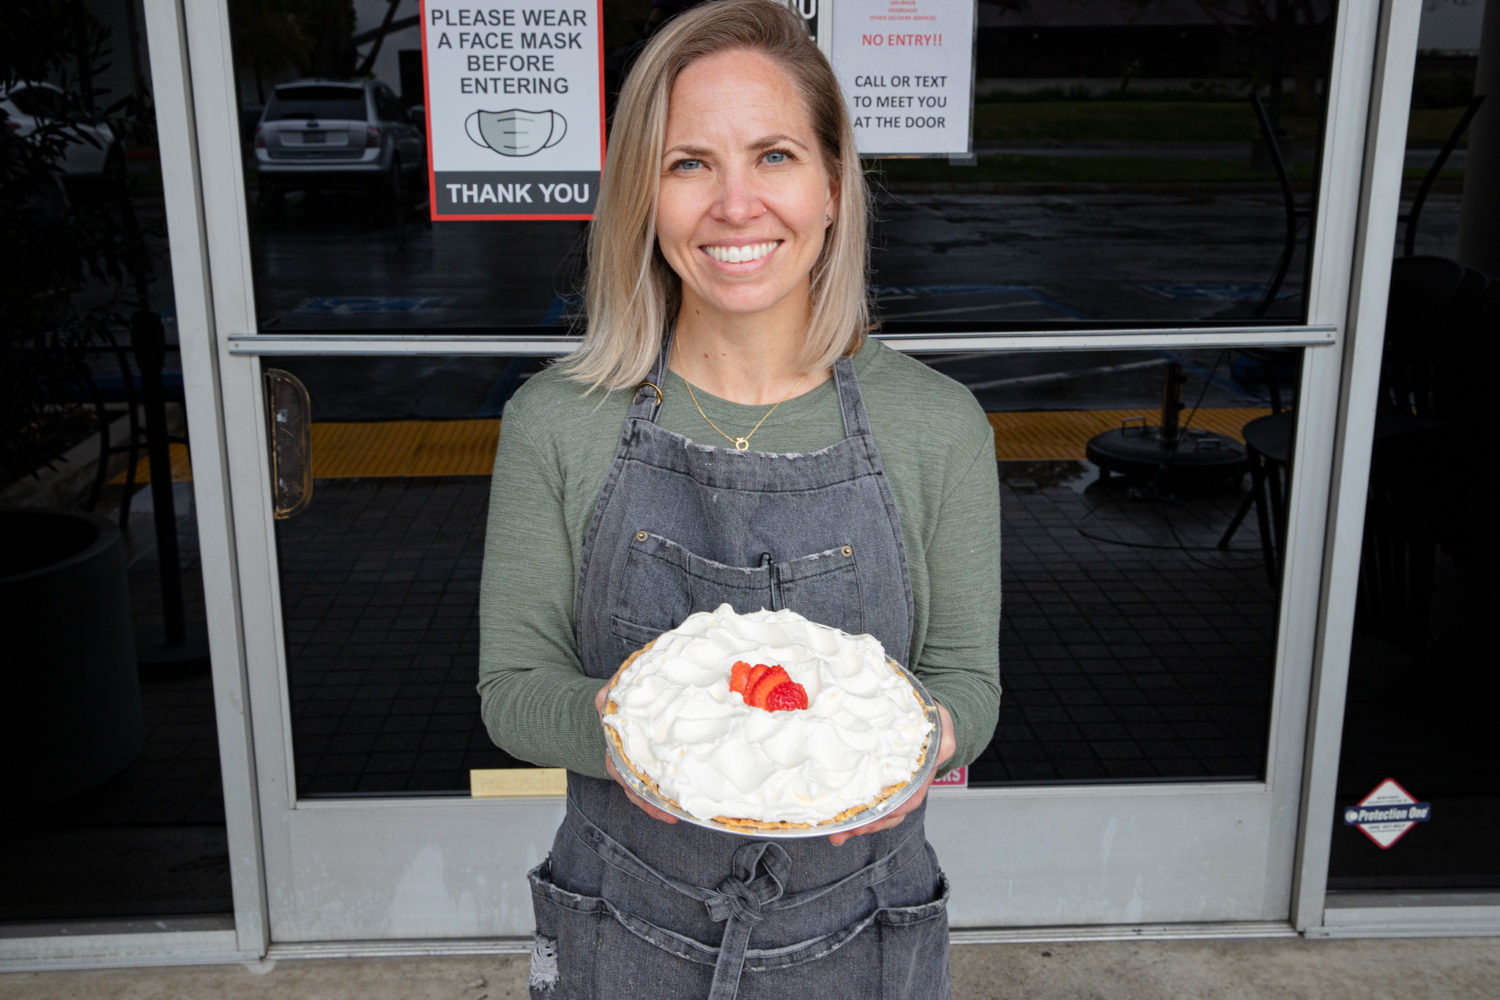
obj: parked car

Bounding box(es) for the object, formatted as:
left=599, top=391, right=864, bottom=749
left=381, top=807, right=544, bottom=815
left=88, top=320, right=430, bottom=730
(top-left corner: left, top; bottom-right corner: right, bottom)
left=253, top=79, right=425, bottom=208
left=0, top=80, right=121, bottom=179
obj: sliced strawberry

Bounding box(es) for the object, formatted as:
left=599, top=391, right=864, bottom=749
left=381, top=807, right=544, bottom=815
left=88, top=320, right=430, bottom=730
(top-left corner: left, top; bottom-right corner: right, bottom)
left=763, top=681, right=808, bottom=713
left=730, top=661, right=752, bottom=695
left=745, top=664, right=771, bottom=695
left=747, top=666, right=791, bottom=709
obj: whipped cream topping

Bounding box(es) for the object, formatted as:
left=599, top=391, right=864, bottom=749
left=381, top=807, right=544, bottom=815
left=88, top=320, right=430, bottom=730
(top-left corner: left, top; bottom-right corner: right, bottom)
left=604, top=604, right=933, bottom=825
left=704, top=241, right=778, bottom=264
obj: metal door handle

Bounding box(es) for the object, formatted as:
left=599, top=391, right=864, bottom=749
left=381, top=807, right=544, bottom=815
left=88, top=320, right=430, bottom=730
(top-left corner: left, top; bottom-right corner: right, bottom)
left=263, top=368, right=312, bottom=518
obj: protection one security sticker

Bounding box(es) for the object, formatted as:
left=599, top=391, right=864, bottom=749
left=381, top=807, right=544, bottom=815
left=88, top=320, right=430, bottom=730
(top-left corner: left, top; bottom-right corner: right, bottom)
left=1343, top=778, right=1431, bottom=849
left=421, top=1, right=603, bottom=219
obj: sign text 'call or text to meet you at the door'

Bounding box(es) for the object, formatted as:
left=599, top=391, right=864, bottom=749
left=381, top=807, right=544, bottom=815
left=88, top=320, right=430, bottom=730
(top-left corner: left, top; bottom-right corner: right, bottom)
left=830, top=0, right=976, bottom=157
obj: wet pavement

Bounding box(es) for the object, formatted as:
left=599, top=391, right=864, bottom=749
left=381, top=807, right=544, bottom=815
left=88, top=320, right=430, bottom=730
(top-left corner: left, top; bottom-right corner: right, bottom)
left=249, top=186, right=1314, bottom=330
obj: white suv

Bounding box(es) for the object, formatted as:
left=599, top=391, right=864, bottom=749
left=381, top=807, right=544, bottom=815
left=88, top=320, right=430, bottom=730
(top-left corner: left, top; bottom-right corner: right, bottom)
left=253, top=79, right=425, bottom=206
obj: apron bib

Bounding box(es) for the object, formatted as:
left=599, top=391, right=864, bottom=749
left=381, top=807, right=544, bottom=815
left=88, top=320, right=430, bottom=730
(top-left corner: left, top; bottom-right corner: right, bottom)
left=528, top=344, right=950, bottom=1000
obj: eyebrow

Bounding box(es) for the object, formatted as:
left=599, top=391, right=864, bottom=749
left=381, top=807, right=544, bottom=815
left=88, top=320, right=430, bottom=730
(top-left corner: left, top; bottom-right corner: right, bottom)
left=662, top=134, right=813, bottom=160
left=748, top=133, right=810, bottom=152
left=663, top=143, right=713, bottom=160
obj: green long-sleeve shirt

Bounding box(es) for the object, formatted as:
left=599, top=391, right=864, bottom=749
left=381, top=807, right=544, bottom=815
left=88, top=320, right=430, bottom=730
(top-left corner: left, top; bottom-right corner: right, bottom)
left=478, top=339, right=1001, bottom=780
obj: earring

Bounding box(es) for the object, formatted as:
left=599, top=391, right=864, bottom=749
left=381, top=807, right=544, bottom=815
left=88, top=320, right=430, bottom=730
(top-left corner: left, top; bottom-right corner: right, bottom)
left=824, top=213, right=832, bottom=224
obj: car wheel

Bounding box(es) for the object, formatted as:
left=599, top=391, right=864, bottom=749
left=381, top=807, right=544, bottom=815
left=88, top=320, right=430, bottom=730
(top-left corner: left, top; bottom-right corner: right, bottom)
left=103, top=144, right=126, bottom=191
left=383, top=157, right=409, bottom=243
left=257, top=177, right=284, bottom=219
left=385, top=157, right=404, bottom=210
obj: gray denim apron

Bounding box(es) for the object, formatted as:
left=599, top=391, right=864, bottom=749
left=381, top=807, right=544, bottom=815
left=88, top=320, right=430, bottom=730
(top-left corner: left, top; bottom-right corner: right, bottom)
left=527, top=344, right=951, bottom=999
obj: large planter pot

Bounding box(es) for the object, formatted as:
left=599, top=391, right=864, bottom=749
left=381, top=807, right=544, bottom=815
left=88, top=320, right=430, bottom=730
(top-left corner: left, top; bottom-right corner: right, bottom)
left=1, top=507, right=143, bottom=807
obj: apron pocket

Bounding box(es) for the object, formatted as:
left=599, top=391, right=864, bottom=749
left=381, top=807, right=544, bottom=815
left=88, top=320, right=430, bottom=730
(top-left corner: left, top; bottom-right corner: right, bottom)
left=529, top=859, right=606, bottom=997
left=874, top=869, right=952, bottom=1000
left=775, top=545, right=864, bottom=637
left=612, top=532, right=864, bottom=645
left=529, top=858, right=716, bottom=998
left=612, top=532, right=769, bottom=642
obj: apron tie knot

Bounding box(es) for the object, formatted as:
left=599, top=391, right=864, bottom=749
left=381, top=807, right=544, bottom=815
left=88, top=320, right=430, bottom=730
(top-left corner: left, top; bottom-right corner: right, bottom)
left=705, top=841, right=790, bottom=926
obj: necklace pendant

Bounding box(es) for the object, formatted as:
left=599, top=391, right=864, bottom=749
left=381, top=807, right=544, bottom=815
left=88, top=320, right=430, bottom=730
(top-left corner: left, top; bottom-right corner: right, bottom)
left=734, top=437, right=751, bottom=451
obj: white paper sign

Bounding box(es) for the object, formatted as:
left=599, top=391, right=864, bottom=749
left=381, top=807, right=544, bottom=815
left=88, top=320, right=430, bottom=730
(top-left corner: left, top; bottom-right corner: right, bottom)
left=830, top=0, right=975, bottom=156
left=421, top=0, right=603, bottom=219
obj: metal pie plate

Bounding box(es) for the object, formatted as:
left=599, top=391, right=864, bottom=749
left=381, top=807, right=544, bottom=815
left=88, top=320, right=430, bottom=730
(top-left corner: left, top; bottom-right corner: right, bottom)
left=605, top=662, right=941, bottom=839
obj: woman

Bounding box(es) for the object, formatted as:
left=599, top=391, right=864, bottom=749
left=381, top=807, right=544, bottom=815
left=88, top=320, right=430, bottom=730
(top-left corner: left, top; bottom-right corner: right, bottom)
left=479, top=2, right=1000, bottom=996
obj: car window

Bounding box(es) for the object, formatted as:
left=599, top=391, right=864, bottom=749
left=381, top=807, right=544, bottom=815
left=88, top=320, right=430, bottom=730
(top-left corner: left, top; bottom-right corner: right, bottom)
left=375, top=88, right=404, bottom=123
left=9, top=86, right=68, bottom=119
left=265, top=86, right=367, bottom=122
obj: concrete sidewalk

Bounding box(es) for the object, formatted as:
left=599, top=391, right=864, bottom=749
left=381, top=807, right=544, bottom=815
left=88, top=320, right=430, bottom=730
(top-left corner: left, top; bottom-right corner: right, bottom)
left=2, top=936, right=1495, bottom=999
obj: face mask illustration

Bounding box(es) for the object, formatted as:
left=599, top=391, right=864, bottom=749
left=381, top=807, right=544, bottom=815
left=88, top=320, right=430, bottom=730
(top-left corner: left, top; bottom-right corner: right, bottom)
left=465, top=109, right=567, bottom=157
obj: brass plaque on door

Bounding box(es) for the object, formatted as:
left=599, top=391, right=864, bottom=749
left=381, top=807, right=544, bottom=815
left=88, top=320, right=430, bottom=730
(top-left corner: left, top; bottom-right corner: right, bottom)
left=469, top=768, right=567, bottom=798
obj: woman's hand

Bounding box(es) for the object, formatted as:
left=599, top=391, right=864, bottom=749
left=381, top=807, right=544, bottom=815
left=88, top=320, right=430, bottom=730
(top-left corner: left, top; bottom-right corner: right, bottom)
left=828, top=701, right=955, bottom=847
left=596, top=681, right=679, bottom=825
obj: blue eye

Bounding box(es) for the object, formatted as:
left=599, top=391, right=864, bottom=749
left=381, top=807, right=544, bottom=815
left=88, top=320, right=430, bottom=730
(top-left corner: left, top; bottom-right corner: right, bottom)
left=764, top=151, right=788, bottom=165
left=673, top=158, right=702, bottom=172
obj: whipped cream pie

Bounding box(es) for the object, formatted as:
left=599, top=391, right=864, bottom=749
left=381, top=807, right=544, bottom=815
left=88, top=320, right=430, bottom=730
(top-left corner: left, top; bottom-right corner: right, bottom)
left=603, top=604, right=935, bottom=829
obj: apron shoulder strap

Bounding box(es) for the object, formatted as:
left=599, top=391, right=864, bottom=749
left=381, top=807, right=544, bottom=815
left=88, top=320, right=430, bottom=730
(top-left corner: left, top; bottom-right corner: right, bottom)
left=629, top=334, right=674, bottom=422
left=832, top=355, right=872, bottom=439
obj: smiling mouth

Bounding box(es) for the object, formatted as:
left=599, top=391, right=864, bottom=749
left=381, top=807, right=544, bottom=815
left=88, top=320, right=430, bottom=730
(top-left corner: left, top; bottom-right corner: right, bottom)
left=703, top=241, right=780, bottom=264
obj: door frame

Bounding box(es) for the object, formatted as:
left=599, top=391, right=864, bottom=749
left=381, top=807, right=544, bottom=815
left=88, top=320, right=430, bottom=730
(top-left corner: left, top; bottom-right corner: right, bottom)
left=1290, top=0, right=1500, bottom=940
left=169, top=0, right=1399, bottom=944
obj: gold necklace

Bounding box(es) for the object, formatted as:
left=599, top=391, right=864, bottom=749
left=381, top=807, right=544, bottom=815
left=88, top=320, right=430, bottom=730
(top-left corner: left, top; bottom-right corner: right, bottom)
left=675, top=338, right=809, bottom=451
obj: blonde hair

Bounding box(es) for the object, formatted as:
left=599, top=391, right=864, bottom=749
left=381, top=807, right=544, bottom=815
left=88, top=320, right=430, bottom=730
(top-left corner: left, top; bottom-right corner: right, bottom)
left=559, top=0, right=870, bottom=390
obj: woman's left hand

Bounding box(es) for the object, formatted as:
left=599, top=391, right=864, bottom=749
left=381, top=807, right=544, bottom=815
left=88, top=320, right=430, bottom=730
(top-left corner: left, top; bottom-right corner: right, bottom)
left=828, top=701, right=955, bottom=847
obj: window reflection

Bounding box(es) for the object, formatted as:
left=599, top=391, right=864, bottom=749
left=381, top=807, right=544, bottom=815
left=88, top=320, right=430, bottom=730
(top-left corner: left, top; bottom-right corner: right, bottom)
left=271, top=357, right=542, bottom=796
left=946, top=347, right=1294, bottom=784
left=233, top=1, right=1337, bottom=333
left=272, top=348, right=1292, bottom=796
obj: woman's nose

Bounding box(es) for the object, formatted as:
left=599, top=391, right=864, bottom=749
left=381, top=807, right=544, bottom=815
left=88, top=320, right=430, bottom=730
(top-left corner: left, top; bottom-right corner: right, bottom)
left=713, top=168, right=764, bottom=225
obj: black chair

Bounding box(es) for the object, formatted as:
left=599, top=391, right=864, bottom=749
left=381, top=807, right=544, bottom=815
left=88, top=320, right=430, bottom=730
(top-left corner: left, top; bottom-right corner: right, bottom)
left=1356, top=259, right=1488, bottom=650
left=1220, top=410, right=1294, bottom=586
left=1222, top=257, right=1488, bottom=592
left=1248, top=93, right=1310, bottom=320
left=76, top=315, right=189, bottom=527
left=1217, top=347, right=1299, bottom=584
left=1399, top=94, right=1485, bottom=257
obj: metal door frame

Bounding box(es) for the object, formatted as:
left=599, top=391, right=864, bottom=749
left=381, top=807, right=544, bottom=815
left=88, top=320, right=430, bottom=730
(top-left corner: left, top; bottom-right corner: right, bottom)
left=1291, top=0, right=1500, bottom=940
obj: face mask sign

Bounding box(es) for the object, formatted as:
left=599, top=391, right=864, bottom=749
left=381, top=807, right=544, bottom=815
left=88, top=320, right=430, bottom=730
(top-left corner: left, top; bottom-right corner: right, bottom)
left=465, top=109, right=568, bottom=157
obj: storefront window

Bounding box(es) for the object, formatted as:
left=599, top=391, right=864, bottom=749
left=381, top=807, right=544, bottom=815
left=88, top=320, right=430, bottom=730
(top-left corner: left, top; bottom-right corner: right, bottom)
left=238, top=0, right=1336, bottom=334
left=1328, top=0, right=1496, bottom=890
left=2, top=2, right=229, bottom=920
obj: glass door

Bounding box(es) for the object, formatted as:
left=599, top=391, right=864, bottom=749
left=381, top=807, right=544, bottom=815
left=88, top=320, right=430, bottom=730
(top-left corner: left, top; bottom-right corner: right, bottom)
left=157, top=0, right=1387, bottom=941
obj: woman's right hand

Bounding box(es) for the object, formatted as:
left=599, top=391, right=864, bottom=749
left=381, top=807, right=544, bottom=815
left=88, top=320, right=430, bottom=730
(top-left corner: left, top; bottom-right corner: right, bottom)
left=595, top=681, right=679, bottom=825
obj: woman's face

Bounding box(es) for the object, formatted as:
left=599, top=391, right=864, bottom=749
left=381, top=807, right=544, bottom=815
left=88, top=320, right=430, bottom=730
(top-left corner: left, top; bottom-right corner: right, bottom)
left=655, top=48, right=836, bottom=333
